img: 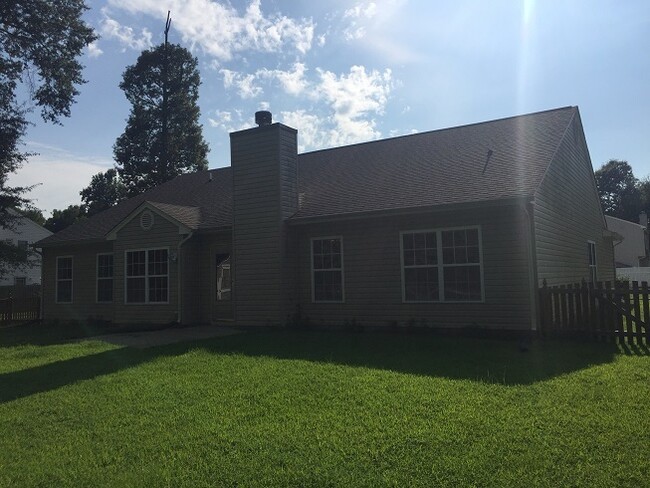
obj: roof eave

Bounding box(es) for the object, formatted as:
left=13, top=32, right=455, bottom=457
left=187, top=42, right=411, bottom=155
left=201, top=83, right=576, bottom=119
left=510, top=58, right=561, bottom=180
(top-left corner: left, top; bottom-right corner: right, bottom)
left=34, top=237, right=108, bottom=248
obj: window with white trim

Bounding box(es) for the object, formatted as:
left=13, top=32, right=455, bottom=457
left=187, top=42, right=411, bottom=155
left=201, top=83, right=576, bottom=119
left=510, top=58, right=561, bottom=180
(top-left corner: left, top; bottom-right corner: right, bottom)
left=56, top=256, right=73, bottom=303
left=588, top=241, right=597, bottom=284
left=97, top=254, right=114, bottom=302
left=312, top=237, right=344, bottom=302
left=125, top=249, right=168, bottom=303
left=402, top=227, right=483, bottom=302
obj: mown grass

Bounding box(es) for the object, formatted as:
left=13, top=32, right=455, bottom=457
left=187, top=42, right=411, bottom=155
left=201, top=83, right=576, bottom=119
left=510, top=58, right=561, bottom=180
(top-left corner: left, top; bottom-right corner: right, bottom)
left=0, top=326, right=648, bottom=487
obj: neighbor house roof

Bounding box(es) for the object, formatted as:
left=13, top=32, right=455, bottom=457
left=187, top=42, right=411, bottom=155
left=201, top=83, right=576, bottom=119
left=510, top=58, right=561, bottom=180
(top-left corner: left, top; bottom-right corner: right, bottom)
left=37, top=106, right=578, bottom=246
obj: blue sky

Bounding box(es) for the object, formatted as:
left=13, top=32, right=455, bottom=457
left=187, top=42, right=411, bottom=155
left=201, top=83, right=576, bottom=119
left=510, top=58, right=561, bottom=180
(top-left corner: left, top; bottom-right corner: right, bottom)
left=10, top=0, right=650, bottom=215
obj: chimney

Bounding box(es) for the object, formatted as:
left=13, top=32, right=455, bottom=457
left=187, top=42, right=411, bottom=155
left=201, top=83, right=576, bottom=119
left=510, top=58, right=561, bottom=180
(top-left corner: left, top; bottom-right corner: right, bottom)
left=255, top=110, right=272, bottom=127
left=230, top=112, right=298, bottom=326
left=640, top=211, right=648, bottom=228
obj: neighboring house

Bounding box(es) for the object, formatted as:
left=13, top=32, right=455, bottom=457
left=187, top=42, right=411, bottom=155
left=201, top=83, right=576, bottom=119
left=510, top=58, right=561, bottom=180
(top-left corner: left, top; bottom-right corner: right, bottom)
left=0, top=209, right=52, bottom=286
left=604, top=214, right=649, bottom=267
left=35, top=106, right=615, bottom=332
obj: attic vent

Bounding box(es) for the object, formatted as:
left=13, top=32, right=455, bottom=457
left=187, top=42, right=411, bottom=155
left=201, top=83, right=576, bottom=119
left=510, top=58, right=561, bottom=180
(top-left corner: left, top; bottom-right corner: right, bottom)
left=140, top=210, right=154, bottom=231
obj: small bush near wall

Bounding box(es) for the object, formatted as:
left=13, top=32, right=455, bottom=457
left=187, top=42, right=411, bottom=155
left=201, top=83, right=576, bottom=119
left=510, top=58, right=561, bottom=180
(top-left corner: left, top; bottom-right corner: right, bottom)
left=286, top=305, right=311, bottom=330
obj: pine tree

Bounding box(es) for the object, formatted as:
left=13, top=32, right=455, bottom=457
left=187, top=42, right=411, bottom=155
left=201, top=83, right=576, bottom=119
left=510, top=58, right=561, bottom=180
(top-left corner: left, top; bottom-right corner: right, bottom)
left=114, top=41, right=209, bottom=197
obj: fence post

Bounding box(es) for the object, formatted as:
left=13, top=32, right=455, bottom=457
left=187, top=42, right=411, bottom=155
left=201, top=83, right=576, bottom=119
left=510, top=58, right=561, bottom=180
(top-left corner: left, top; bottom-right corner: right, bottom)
left=539, top=280, right=549, bottom=336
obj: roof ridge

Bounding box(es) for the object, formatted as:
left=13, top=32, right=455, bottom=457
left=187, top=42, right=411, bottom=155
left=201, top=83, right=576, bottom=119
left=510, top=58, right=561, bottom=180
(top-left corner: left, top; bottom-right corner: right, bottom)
left=299, top=106, right=576, bottom=157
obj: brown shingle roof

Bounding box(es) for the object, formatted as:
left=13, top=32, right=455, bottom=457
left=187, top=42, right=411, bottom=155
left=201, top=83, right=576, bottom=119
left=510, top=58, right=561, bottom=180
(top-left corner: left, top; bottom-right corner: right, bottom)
left=37, top=106, right=577, bottom=246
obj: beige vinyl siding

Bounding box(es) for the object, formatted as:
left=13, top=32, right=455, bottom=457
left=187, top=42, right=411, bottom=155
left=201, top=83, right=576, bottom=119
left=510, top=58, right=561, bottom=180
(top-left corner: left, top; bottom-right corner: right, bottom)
left=294, top=205, right=533, bottom=330
left=231, top=124, right=297, bottom=326
left=112, top=210, right=182, bottom=325
left=534, top=113, right=615, bottom=285
left=42, top=243, right=114, bottom=322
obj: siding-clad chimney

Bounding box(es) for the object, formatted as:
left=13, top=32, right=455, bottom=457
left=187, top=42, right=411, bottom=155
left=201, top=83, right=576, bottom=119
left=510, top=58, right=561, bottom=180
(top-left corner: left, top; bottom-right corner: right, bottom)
left=231, top=112, right=298, bottom=326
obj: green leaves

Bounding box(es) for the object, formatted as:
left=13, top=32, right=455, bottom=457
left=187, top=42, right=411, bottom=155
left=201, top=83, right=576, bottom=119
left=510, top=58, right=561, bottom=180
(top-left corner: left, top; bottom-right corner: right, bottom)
left=80, top=169, right=126, bottom=217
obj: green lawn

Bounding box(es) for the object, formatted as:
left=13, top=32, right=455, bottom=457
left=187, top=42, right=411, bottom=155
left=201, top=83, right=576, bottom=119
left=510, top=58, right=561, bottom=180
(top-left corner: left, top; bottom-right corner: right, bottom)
left=0, top=325, right=649, bottom=487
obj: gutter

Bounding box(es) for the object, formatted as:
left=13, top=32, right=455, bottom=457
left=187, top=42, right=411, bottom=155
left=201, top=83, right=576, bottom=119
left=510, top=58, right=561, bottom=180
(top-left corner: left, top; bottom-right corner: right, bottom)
left=176, top=231, right=194, bottom=325
left=287, top=196, right=530, bottom=226
left=30, top=245, right=44, bottom=320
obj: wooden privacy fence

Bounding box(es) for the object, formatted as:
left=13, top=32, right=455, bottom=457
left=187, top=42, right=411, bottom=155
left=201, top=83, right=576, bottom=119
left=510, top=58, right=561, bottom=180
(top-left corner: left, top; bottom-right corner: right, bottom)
left=0, top=285, right=41, bottom=325
left=539, top=280, right=649, bottom=344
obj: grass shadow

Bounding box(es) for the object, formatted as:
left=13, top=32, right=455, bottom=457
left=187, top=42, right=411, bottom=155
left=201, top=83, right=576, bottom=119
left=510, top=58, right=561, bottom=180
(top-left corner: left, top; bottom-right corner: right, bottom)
left=198, top=330, right=621, bottom=385
left=0, top=329, right=624, bottom=404
left=0, top=321, right=169, bottom=347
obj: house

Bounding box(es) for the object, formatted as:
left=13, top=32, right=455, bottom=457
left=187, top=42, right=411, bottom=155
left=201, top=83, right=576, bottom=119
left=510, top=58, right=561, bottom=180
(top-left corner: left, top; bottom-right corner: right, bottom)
left=604, top=214, right=649, bottom=267
left=0, top=210, right=52, bottom=286
left=35, top=106, right=615, bottom=331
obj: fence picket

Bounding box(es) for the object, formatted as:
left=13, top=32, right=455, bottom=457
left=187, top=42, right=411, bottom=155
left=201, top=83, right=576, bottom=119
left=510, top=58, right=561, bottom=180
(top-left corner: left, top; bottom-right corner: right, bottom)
left=632, top=281, right=642, bottom=344
left=567, top=284, right=576, bottom=330
left=537, top=280, right=649, bottom=345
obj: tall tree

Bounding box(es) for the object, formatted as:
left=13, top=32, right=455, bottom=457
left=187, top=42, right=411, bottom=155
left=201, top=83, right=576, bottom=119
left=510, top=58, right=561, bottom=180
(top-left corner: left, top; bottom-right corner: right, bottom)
left=44, top=205, right=86, bottom=233
left=594, top=159, right=642, bottom=221
left=0, top=0, right=95, bottom=271
left=19, top=207, right=46, bottom=227
left=114, top=39, right=209, bottom=197
left=80, top=168, right=126, bottom=217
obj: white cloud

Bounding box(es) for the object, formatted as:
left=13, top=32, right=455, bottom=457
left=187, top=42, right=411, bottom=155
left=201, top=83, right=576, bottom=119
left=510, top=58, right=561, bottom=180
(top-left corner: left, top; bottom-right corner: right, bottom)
left=87, top=41, right=104, bottom=58
left=316, top=66, right=393, bottom=145
left=344, top=2, right=378, bottom=19
left=8, top=143, right=113, bottom=215
left=279, top=110, right=329, bottom=152
left=208, top=109, right=251, bottom=133
left=106, top=0, right=315, bottom=61
left=214, top=64, right=394, bottom=150
left=100, top=15, right=153, bottom=51
left=343, top=2, right=377, bottom=40
left=258, top=63, right=308, bottom=96
left=220, top=69, right=263, bottom=99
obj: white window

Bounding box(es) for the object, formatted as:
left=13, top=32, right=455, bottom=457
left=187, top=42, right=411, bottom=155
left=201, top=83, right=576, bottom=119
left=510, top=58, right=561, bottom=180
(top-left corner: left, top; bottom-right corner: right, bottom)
left=216, top=254, right=231, bottom=301
left=311, top=237, right=344, bottom=302
left=401, top=227, right=483, bottom=302
left=56, top=256, right=73, bottom=303
left=97, top=254, right=114, bottom=303
left=588, top=241, right=597, bottom=283
left=125, top=249, right=168, bottom=304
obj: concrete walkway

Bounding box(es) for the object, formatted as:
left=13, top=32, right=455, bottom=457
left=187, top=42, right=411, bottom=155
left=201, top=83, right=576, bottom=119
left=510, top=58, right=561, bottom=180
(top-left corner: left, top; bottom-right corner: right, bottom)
left=93, top=325, right=241, bottom=348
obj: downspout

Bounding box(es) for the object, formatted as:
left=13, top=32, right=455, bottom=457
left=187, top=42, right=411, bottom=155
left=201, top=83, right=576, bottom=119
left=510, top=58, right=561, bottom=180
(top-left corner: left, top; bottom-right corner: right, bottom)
left=523, top=201, right=539, bottom=331
left=177, top=232, right=194, bottom=325
left=32, top=246, right=44, bottom=320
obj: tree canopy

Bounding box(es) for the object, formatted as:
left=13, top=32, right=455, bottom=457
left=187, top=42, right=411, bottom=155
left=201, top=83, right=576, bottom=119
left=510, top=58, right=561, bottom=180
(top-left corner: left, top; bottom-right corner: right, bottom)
left=0, top=0, right=95, bottom=274
left=80, top=168, right=126, bottom=217
left=44, top=205, right=86, bottom=234
left=594, top=159, right=643, bottom=221
left=114, top=43, right=209, bottom=197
